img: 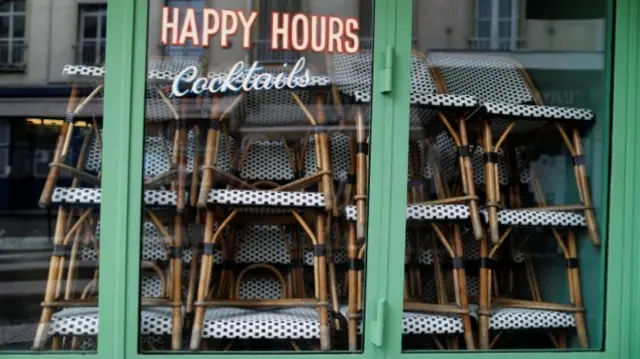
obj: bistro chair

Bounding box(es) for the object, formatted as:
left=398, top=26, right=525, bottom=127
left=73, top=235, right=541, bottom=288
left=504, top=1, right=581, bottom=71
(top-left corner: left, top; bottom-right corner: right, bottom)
left=328, top=51, right=478, bottom=350
left=467, top=148, right=588, bottom=349
left=192, top=224, right=336, bottom=351
left=40, top=261, right=182, bottom=350
left=32, top=59, right=202, bottom=350
left=190, top=63, right=342, bottom=351
left=428, top=52, right=600, bottom=247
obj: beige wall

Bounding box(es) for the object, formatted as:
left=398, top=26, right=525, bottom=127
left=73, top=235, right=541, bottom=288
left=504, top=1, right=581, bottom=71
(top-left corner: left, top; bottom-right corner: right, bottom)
left=0, top=0, right=606, bottom=86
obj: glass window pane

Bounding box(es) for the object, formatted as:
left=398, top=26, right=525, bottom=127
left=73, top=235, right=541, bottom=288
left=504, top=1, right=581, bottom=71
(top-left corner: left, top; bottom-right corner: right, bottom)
left=477, top=0, right=492, bottom=18
left=140, top=0, right=374, bottom=353
left=477, top=20, right=491, bottom=37
left=13, top=0, right=25, bottom=12
left=13, top=15, right=24, bottom=38
left=0, top=0, right=110, bottom=352
left=405, top=0, right=609, bottom=352
left=83, top=15, right=98, bottom=38
left=0, top=16, right=9, bottom=37
left=499, top=0, right=512, bottom=17
left=100, top=16, right=106, bottom=38
left=499, top=19, right=511, bottom=37
left=0, top=2, right=10, bottom=12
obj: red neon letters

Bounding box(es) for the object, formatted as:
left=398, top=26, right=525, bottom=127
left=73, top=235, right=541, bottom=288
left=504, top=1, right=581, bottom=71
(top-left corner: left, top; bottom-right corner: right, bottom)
left=161, top=7, right=360, bottom=54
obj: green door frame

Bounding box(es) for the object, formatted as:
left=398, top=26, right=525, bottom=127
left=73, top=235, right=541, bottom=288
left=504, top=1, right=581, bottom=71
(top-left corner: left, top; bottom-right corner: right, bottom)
left=2, top=0, right=639, bottom=358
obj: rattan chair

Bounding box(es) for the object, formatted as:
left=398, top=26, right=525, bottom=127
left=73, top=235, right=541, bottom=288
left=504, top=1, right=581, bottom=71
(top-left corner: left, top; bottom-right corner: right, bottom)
left=428, top=53, right=599, bottom=248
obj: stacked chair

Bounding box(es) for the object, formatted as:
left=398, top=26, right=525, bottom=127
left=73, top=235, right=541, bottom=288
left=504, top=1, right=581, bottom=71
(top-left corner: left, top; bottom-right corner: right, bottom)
left=426, top=52, right=598, bottom=349
left=32, top=48, right=600, bottom=351
left=328, top=48, right=601, bottom=351
left=188, top=64, right=346, bottom=351
left=32, top=58, right=201, bottom=350
left=329, top=51, right=487, bottom=350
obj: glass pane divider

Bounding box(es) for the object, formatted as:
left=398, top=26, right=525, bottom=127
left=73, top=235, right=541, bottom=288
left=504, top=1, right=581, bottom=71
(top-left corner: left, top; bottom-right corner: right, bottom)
left=121, top=0, right=150, bottom=357
left=98, top=0, right=140, bottom=357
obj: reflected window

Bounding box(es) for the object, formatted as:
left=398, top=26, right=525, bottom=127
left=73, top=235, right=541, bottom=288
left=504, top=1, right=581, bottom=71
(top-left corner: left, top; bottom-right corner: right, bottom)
left=78, top=4, right=107, bottom=65
left=0, top=0, right=26, bottom=68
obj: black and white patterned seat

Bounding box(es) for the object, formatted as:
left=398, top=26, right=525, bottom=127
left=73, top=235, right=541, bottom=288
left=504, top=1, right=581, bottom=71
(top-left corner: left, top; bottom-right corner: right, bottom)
left=487, top=308, right=576, bottom=330
left=344, top=204, right=470, bottom=222
left=49, top=276, right=178, bottom=338
left=201, top=275, right=322, bottom=340
left=79, top=222, right=193, bottom=263
left=52, top=188, right=183, bottom=207
left=428, top=53, right=594, bottom=134
left=209, top=65, right=330, bottom=127
left=63, top=58, right=203, bottom=122
left=63, top=57, right=203, bottom=83
left=339, top=305, right=464, bottom=335
left=215, top=225, right=291, bottom=265
left=470, top=146, right=531, bottom=185
left=85, top=131, right=197, bottom=178
left=480, top=208, right=586, bottom=228
left=54, top=130, right=196, bottom=207
left=207, top=189, right=324, bottom=210
left=331, top=52, right=477, bottom=111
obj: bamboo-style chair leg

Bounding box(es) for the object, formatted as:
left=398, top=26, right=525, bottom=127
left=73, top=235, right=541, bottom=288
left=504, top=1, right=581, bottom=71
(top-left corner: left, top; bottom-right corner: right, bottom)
left=316, top=213, right=331, bottom=351
left=325, top=225, right=342, bottom=330
left=571, top=129, right=600, bottom=246
left=33, top=207, right=69, bottom=349
left=170, top=214, right=184, bottom=350
left=452, top=225, right=475, bottom=350
left=315, top=95, right=335, bottom=215
left=478, top=237, right=491, bottom=350
left=567, top=231, right=589, bottom=348
left=197, top=96, right=222, bottom=208
left=346, top=222, right=359, bottom=351
left=190, top=209, right=237, bottom=350
left=459, top=119, right=485, bottom=240
left=482, top=119, right=500, bottom=244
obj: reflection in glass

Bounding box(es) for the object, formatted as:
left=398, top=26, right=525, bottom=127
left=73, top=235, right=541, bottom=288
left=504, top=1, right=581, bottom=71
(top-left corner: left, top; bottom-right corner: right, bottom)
left=0, top=1, right=109, bottom=352
left=138, top=0, right=373, bottom=352
left=402, top=0, right=607, bottom=351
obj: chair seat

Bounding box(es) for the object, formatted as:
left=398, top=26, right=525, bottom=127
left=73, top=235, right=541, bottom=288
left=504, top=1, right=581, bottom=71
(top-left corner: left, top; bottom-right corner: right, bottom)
left=351, top=90, right=477, bottom=110
left=207, top=189, right=325, bottom=210
left=339, top=306, right=464, bottom=335
left=52, top=188, right=182, bottom=207
left=50, top=307, right=176, bottom=336
left=484, top=102, right=594, bottom=122
left=202, top=307, right=321, bottom=339
left=488, top=307, right=576, bottom=330
left=344, top=204, right=470, bottom=222
left=480, top=209, right=586, bottom=227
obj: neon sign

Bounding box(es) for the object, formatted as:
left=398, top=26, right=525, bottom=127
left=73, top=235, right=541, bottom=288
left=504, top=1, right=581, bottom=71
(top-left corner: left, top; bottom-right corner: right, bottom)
left=171, top=57, right=312, bottom=97
left=161, top=7, right=360, bottom=54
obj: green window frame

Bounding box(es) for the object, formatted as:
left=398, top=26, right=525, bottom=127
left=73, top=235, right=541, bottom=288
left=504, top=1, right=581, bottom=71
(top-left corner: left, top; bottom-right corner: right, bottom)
left=3, top=0, right=640, bottom=358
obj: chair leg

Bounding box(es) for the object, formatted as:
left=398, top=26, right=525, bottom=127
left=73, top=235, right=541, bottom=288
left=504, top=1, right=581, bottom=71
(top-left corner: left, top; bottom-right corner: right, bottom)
left=478, top=237, right=491, bottom=350
left=481, top=119, right=500, bottom=244
left=571, top=129, right=600, bottom=246
left=567, top=230, right=589, bottom=348
left=171, top=214, right=184, bottom=350
left=39, top=124, right=71, bottom=207
left=197, top=121, right=221, bottom=208
left=33, top=206, right=69, bottom=349
left=452, top=225, right=476, bottom=350
left=316, top=213, right=331, bottom=351
left=347, top=222, right=359, bottom=352
left=459, top=119, right=485, bottom=241
left=190, top=210, right=218, bottom=350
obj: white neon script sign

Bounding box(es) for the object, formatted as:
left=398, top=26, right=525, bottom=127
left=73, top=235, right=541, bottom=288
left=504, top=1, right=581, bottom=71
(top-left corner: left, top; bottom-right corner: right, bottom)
left=171, top=57, right=312, bottom=97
